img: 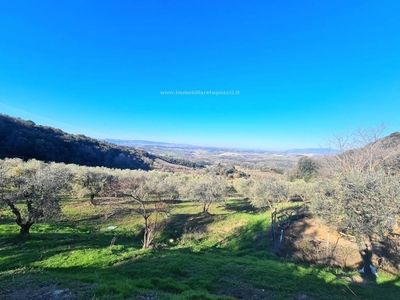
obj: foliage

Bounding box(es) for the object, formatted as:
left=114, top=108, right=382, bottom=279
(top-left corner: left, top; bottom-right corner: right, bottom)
left=311, top=171, right=400, bottom=245
left=291, top=156, right=319, bottom=182
left=183, top=175, right=227, bottom=214
left=160, top=155, right=205, bottom=169
left=237, top=177, right=289, bottom=210
left=72, top=167, right=116, bottom=205
left=205, top=164, right=248, bottom=178
left=0, top=159, right=72, bottom=233
left=288, top=180, right=316, bottom=202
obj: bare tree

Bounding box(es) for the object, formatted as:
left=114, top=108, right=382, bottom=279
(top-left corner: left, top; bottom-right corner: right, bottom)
left=322, top=124, right=393, bottom=175
left=120, top=174, right=170, bottom=249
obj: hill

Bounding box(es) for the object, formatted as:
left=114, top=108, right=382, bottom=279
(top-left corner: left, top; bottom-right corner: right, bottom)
left=0, top=114, right=203, bottom=170
left=284, top=148, right=341, bottom=155
left=105, top=138, right=195, bottom=148
left=375, top=131, right=400, bottom=173
left=106, top=138, right=340, bottom=156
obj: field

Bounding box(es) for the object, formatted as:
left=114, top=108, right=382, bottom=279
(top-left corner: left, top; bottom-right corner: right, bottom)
left=123, top=142, right=301, bottom=173
left=0, top=197, right=399, bottom=300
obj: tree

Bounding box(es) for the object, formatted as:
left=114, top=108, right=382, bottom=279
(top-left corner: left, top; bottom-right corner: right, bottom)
left=247, top=177, right=289, bottom=210
left=119, top=173, right=170, bottom=249
left=0, top=162, right=9, bottom=210
left=232, top=177, right=252, bottom=198
left=293, top=156, right=319, bottom=182
left=0, top=159, right=72, bottom=234
left=73, top=167, right=114, bottom=205
left=289, top=180, right=316, bottom=202
left=321, top=124, right=391, bottom=176
left=311, top=171, right=400, bottom=246
left=150, top=172, right=180, bottom=201
left=184, top=175, right=226, bottom=214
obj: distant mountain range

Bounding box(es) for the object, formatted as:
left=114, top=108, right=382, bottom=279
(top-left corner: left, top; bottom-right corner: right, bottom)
left=104, top=139, right=195, bottom=148
left=105, top=139, right=341, bottom=156
left=284, top=148, right=342, bottom=155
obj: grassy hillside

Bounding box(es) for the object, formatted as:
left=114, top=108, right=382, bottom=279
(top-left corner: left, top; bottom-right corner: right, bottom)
left=1, top=197, right=398, bottom=300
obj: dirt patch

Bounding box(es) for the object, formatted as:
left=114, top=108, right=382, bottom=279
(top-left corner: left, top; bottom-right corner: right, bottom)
left=1, top=284, right=75, bottom=300
left=0, top=279, right=94, bottom=300
left=278, top=217, right=362, bottom=268
left=216, top=276, right=272, bottom=299
left=275, top=216, right=400, bottom=274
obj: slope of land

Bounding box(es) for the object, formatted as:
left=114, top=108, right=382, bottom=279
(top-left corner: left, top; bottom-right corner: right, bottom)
left=328, top=130, right=400, bottom=175
left=0, top=114, right=202, bottom=170
left=1, top=198, right=398, bottom=300
left=376, top=132, right=400, bottom=173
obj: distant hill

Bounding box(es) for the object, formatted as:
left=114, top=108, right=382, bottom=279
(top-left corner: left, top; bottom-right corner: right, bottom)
left=284, top=148, right=341, bottom=155
left=105, top=139, right=252, bottom=153
left=105, top=139, right=194, bottom=148
left=0, top=114, right=205, bottom=170
left=374, top=131, right=400, bottom=173
left=0, top=114, right=156, bottom=170
left=106, top=139, right=340, bottom=156
left=377, top=131, right=400, bottom=148
left=319, top=131, right=400, bottom=175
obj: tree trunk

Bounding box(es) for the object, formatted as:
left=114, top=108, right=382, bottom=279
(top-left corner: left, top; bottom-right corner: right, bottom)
left=203, top=202, right=210, bottom=214
left=19, top=222, right=33, bottom=234
left=142, top=216, right=150, bottom=249
left=90, top=193, right=96, bottom=206
left=6, top=200, right=31, bottom=233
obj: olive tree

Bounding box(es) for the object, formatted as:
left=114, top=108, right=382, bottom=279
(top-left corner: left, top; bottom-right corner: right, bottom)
left=184, top=175, right=227, bottom=214
left=151, top=172, right=180, bottom=201
left=289, top=180, right=316, bottom=202
left=247, top=177, right=289, bottom=210
left=119, top=172, right=170, bottom=249
left=311, top=171, right=400, bottom=246
left=73, top=167, right=114, bottom=205
left=0, top=159, right=72, bottom=234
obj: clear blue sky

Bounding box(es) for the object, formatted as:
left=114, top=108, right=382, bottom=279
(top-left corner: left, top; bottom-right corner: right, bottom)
left=0, top=0, right=399, bottom=150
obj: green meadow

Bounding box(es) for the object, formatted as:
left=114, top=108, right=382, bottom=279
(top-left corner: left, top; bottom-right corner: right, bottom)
left=0, top=198, right=399, bottom=299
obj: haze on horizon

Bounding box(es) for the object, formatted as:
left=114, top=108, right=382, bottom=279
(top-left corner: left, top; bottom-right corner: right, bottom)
left=0, top=1, right=399, bottom=150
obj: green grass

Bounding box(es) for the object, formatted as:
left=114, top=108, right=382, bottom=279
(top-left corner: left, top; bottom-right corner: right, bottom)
left=0, top=198, right=399, bottom=299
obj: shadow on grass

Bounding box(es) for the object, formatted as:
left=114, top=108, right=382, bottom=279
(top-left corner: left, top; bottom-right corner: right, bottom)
left=1, top=200, right=399, bottom=300
left=224, top=198, right=258, bottom=214
left=0, top=219, right=143, bottom=272
left=1, top=217, right=399, bottom=300
left=3, top=237, right=399, bottom=299
left=163, top=212, right=223, bottom=241
left=215, top=219, right=270, bottom=253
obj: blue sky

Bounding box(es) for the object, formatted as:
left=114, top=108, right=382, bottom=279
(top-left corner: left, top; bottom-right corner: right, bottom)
left=0, top=0, right=399, bottom=150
